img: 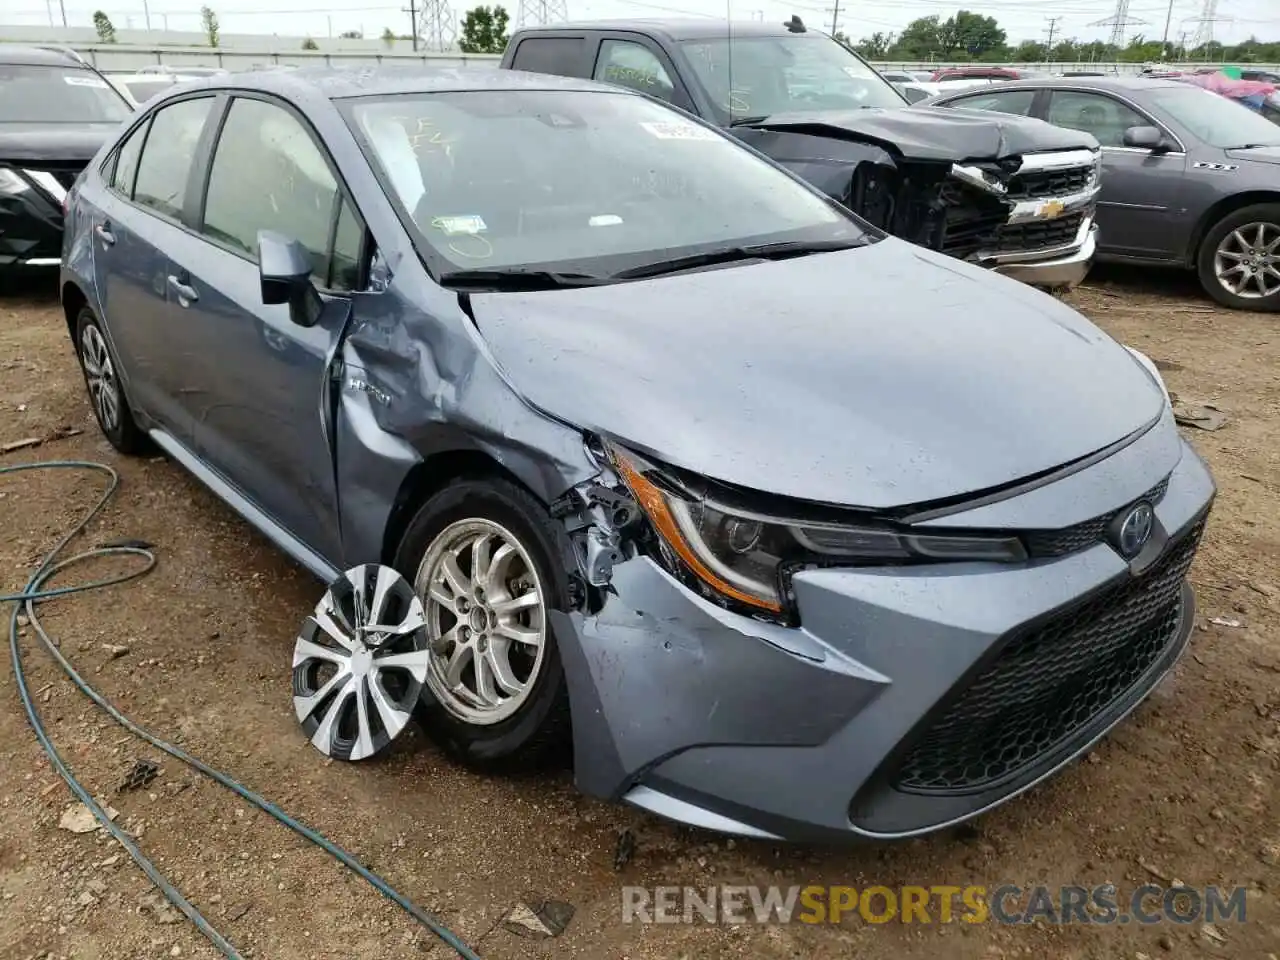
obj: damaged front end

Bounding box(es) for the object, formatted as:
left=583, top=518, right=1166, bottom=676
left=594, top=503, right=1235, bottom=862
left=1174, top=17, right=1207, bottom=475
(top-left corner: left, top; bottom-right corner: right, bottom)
left=734, top=119, right=1101, bottom=292
left=0, top=164, right=71, bottom=267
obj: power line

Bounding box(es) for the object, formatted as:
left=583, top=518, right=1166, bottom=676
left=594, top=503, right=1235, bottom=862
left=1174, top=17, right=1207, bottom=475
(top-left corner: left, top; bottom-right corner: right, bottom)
left=1190, top=0, right=1228, bottom=48
left=516, top=0, right=569, bottom=28
left=1090, top=0, right=1148, bottom=46
left=416, top=0, right=455, bottom=51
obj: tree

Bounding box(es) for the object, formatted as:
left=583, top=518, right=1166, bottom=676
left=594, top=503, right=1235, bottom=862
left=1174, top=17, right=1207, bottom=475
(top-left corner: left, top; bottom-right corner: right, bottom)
left=92, top=11, right=117, bottom=43
left=939, top=11, right=1006, bottom=58
left=200, top=6, right=219, bottom=48
left=381, top=26, right=397, bottom=48
left=458, top=5, right=509, bottom=55
left=853, top=31, right=893, bottom=60
left=339, top=29, right=362, bottom=39
left=1011, top=40, right=1046, bottom=62
left=302, top=37, right=319, bottom=50
left=889, top=16, right=943, bottom=60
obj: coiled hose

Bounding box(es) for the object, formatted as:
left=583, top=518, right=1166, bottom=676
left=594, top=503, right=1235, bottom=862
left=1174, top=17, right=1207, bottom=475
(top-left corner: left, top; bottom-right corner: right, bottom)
left=3, top=459, right=483, bottom=960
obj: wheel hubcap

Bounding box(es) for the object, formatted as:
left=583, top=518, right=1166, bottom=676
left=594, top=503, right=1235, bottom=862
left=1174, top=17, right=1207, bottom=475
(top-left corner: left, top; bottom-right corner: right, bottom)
left=415, top=518, right=547, bottom=726
left=79, top=325, right=120, bottom=432
left=292, top=564, right=431, bottom=760
left=1214, top=221, right=1280, bottom=300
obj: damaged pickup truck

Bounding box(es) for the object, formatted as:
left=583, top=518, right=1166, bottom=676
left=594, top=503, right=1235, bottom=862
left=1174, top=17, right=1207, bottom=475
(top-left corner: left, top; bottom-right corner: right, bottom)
left=64, top=68, right=1213, bottom=843
left=501, top=17, right=1102, bottom=290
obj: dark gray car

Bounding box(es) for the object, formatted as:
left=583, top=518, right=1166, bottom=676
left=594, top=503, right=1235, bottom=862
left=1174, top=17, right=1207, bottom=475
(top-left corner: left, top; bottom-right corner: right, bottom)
left=921, top=76, right=1280, bottom=311
left=60, top=67, right=1215, bottom=842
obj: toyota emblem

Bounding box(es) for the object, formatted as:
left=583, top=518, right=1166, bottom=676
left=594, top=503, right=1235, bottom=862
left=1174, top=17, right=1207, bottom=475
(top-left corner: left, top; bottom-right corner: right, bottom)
left=1117, top=502, right=1155, bottom=558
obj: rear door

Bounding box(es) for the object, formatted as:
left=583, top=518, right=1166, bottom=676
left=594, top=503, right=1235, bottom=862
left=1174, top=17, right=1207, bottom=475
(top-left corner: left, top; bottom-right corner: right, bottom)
left=87, top=94, right=217, bottom=439
left=589, top=34, right=695, bottom=113
left=158, top=92, right=366, bottom=563
left=1042, top=88, right=1189, bottom=260
left=505, top=33, right=593, bottom=79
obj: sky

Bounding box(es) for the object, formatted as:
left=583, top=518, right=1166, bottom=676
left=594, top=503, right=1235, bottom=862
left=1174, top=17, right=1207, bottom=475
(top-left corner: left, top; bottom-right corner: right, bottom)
left=5, top=0, right=1278, bottom=47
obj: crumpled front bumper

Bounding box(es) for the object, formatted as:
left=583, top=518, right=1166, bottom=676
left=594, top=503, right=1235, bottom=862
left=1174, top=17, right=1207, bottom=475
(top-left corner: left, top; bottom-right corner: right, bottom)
left=0, top=167, right=67, bottom=267
left=551, top=418, right=1214, bottom=843
left=984, top=218, right=1097, bottom=291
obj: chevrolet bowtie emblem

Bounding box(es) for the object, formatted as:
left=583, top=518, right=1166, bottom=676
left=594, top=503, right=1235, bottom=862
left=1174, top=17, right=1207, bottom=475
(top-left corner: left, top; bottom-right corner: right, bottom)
left=1038, top=199, right=1066, bottom=220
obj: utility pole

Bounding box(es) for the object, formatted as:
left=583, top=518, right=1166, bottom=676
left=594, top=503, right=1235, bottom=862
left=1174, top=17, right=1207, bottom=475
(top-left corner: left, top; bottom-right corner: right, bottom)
left=1045, top=16, right=1061, bottom=57
left=828, top=0, right=841, bottom=39
left=142, top=0, right=151, bottom=29
left=1160, top=0, right=1174, bottom=57
left=58, top=0, right=67, bottom=27
left=403, top=0, right=418, bottom=50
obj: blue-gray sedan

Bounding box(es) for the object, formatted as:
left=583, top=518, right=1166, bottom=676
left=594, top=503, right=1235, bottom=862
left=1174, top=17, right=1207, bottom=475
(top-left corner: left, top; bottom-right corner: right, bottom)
left=60, top=66, right=1215, bottom=841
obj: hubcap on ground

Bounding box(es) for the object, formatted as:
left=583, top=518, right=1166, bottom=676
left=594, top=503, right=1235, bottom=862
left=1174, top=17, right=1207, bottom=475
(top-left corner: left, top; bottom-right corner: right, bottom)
left=292, top=564, right=431, bottom=760
left=414, top=518, right=547, bottom=726
left=80, top=325, right=120, bottom=432
left=1214, top=221, right=1280, bottom=300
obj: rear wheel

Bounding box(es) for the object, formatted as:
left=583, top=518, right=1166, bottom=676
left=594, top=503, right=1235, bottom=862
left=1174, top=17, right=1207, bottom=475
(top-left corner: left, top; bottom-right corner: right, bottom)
left=74, top=307, right=148, bottom=454
left=393, top=477, right=573, bottom=770
left=1196, top=204, right=1280, bottom=312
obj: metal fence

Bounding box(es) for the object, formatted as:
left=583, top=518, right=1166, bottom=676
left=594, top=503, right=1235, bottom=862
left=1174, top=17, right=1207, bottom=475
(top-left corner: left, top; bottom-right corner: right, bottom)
left=53, top=44, right=1280, bottom=77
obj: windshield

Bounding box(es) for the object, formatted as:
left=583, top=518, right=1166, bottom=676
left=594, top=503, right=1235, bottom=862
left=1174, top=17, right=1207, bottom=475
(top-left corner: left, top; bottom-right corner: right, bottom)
left=344, top=89, right=866, bottom=278
left=678, top=34, right=906, bottom=123
left=0, top=64, right=131, bottom=123
left=1155, top=85, right=1280, bottom=148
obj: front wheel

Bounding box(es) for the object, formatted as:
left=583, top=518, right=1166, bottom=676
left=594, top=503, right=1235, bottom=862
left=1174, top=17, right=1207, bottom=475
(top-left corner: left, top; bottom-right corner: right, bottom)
left=393, top=477, right=573, bottom=770
left=74, top=307, right=149, bottom=454
left=1196, top=204, right=1280, bottom=312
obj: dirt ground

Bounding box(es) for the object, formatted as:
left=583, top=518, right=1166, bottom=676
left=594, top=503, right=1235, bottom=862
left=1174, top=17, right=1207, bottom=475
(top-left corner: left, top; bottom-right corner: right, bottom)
left=1, top=266, right=1277, bottom=960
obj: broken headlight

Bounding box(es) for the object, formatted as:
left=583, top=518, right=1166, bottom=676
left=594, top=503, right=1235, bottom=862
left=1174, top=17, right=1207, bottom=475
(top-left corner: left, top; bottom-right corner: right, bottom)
left=608, top=444, right=1026, bottom=617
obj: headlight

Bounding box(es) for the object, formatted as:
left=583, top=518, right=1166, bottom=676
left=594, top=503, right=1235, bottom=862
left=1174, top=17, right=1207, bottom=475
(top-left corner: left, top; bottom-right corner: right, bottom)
left=608, top=444, right=1026, bottom=618
left=0, top=168, right=31, bottom=195
left=1123, top=345, right=1170, bottom=406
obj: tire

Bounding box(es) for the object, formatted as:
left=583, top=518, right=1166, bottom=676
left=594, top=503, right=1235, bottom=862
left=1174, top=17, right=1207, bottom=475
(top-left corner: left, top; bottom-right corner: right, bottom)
left=393, top=477, right=573, bottom=771
left=74, top=307, right=149, bottom=454
left=1196, top=203, right=1280, bottom=312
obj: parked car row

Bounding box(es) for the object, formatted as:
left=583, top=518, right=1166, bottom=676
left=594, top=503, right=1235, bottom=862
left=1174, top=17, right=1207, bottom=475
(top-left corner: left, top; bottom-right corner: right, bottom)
left=56, top=57, right=1215, bottom=842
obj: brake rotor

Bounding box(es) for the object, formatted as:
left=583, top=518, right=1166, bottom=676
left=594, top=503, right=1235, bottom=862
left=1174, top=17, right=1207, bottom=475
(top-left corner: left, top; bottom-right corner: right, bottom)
left=292, top=564, right=431, bottom=761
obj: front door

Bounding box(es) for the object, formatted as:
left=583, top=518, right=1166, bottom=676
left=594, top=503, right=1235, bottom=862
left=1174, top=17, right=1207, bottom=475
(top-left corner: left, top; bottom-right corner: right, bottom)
left=162, top=94, right=367, bottom=565
left=1043, top=88, right=1188, bottom=260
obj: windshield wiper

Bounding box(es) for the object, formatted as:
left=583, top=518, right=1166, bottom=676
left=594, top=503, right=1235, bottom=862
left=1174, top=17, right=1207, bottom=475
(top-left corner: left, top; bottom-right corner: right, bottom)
left=611, top=238, right=870, bottom=281
left=1225, top=142, right=1280, bottom=150
left=437, top=268, right=608, bottom=291
left=728, top=115, right=770, bottom=126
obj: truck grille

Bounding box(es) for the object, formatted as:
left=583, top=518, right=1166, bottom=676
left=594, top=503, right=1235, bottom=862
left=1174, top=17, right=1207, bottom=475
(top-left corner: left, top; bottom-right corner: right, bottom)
left=1005, top=164, right=1095, bottom=201
left=996, top=212, right=1085, bottom=253
left=891, top=515, right=1205, bottom=795
left=1023, top=477, right=1170, bottom=559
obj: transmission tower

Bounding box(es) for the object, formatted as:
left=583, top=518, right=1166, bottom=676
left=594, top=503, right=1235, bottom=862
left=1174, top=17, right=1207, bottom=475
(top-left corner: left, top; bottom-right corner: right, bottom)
left=1090, top=0, right=1147, bottom=48
left=516, top=0, right=569, bottom=28
left=1190, top=0, right=1227, bottom=49
left=417, top=0, right=456, bottom=51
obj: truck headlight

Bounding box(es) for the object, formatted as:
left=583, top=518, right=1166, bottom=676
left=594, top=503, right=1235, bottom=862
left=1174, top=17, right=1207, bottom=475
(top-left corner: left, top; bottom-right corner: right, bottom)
left=608, top=443, right=1026, bottom=618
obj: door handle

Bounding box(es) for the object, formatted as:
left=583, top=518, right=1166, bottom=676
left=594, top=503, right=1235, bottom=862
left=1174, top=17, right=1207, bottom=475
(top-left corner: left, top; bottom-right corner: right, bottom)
left=166, top=274, right=198, bottom=306
left=94, top=222, right=115, bottom=246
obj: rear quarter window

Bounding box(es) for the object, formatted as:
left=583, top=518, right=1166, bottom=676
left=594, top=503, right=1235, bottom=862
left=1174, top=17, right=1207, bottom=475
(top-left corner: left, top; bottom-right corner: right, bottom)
left=509, top=37, right=586, bottom=77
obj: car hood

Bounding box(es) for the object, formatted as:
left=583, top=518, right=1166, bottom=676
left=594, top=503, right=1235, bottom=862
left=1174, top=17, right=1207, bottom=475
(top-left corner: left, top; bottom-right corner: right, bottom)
left=740, top=105, right=1097, bottom=161
left=1225, top=144, right=1280, bottom=165
left=467, top=240, right=1163, bottom=510
left=0, top=123, right=119, bottom=164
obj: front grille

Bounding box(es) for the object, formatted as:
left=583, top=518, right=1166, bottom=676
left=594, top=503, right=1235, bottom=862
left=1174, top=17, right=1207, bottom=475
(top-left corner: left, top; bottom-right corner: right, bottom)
left=1024, top=477, right=1170, bottom=559
left=891, top=515, right=1204, bottom=795
left=995, top=212, right=1085, bottom=253
left=1006, top=164, right=1095, bottom=201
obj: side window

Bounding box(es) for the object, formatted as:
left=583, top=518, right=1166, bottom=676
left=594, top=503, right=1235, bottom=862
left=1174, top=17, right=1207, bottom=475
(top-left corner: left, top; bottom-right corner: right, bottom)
left=201, top=96, right=340, bottom=284
left=950, top=90, right=1037, bottom=117
left=509, top=37, right=585, bottom=77
left=1046, top=91, right=1146, bottom=148
left=593, top=40, right=676, bottom=103
left=329, top=198, right=365, bottom=292
left=110, top=120, right=149, bottom=198
left=133, top=97, right=214, bottom=220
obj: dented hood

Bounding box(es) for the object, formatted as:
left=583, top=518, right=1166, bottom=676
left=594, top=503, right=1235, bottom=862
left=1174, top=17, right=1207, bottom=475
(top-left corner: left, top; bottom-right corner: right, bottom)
left=739, top=106, right=1097, bottom=162
left=468, top=240, right=1163, bottom=510
left=0, top=122, right=118, bottom=164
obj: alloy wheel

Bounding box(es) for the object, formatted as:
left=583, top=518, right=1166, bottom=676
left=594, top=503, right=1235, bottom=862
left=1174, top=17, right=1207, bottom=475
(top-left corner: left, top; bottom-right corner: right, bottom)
left=414, top=518, right=547, bottom=726
left=1214, top=221, right=1280, bottom=300
left=292, top=564, right=431, bottom=760
left=80, top=324, right=120, bottom=432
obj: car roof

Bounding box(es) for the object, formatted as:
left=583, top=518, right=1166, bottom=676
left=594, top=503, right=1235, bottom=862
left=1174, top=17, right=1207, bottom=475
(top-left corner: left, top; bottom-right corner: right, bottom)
left=935, top=75, right=1190, bottom=96
left=512, top=18, right=830, bottom=41
left=0, top=43, right=93, bottom=67
left=169, top=64, right=632, bottom=101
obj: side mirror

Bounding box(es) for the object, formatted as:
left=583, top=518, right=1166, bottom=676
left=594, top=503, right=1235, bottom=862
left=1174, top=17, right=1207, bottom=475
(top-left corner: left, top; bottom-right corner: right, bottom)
left=1122, top=125, right=1171, bottom=152
left=258, top=230, right=320, bottom=326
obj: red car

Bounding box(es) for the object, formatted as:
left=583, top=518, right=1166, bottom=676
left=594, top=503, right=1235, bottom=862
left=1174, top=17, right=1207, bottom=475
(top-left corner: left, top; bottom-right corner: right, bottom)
left=929, top=66, right=1029, bottom=82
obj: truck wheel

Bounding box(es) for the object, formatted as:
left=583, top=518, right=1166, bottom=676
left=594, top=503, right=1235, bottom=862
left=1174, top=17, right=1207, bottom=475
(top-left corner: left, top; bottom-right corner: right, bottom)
left=1196, top=204, right=1280, bottom=312
left=74, top=307, right=148, bottom=454
left=394, top=477, right=573, bottom=771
